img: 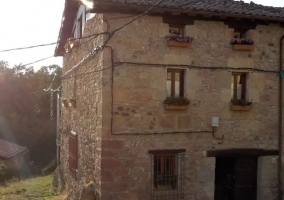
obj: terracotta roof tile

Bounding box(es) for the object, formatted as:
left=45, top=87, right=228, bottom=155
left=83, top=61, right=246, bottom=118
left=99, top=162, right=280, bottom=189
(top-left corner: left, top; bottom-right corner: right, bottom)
left=0, top=139, right=28, bottom=159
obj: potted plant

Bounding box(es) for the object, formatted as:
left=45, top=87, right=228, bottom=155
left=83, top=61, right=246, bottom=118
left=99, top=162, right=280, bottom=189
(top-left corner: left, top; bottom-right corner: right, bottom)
left=64, top=37, right=80, bottom=53
left=154, top=173, right=176, bottom=190
left=164, top=97, right=190, bottom=110
left=230, top=99, right=252, bottom=111
left=67, top=37, right=80, bottom=49
left=69, top=97, right=76, bottom=108
left=166, top=34, right=194, bottom=47
left=61, top=98, right=68, bottom=108
left=230, top=38, right=254, bottom=51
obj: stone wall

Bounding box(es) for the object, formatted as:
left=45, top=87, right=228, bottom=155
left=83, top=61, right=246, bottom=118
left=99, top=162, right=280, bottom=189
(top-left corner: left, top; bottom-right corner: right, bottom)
left=257, top=156, right=278, bottom=200
left=0, top=150, right=30, bottom=177
left=60, top=14, right=104, bottom=199
left=99, top=13, right=284, bottom=200
left=59, top=11, right=284, bottom=200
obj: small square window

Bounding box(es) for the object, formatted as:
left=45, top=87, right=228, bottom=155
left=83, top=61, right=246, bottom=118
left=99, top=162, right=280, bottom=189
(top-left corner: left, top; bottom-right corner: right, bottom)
left=231, top=72, right=248, bottom=101
left=234, top=29, right=247, bottom=38
left=169, top=25, right=184, bottom=36
left=149, top=150, right=185, bottom=199
left=167, top=69, right=185, bottom=98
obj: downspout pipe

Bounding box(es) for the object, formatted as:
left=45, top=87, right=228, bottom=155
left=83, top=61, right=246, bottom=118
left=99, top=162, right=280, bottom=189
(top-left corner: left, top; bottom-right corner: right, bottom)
left=279, top=34, right=284, bottom=200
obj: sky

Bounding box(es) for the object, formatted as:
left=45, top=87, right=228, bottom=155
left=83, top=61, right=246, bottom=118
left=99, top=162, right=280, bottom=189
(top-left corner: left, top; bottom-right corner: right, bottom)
left=0, top=0, right=283, bottom=70
left=0, top=0, right=64, bottom=70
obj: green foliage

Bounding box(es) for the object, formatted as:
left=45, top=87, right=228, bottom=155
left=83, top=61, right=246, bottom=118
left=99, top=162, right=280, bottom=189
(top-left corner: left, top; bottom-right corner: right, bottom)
left=68, top=97, right=76, bottom=103
left=0, top=175, right=60, bottom=199
left=41, top=160, right=57, bottom=175
left=0, top=61, right=62, bottom=168
left=0, top=164, right=12, bottom=182
left=163, top=97, right=190, bottom=105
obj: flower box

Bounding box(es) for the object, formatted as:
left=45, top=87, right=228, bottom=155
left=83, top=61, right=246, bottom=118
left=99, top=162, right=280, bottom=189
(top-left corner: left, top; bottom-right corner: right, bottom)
left=69, top=102, right=76, bottom=108
left=167, top=40, right=191, bottom=48
left=164, top=97, right=190, bottom=110
left=232, top=44, right=254, bottom=51
left=230, top=104, right=252, bottom=111
left=68, top=98, right=76, bottom=108
left=61, top=99, right=68, bottom=108
left=165, top=104, right=188, bottom=110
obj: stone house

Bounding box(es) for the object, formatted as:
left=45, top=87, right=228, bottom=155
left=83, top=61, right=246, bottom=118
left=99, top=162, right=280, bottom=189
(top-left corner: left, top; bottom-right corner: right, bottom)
left=0, top=139, right=29, bottom=173
left=55, top=0, right=284, bottom=199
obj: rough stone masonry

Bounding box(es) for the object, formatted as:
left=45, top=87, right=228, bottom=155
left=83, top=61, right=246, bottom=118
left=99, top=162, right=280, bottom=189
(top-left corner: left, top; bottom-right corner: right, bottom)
left=59, top=12, right=283, bottom=200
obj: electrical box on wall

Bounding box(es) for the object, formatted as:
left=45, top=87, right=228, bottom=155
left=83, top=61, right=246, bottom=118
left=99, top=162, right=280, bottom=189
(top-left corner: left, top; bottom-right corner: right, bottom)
left=211, top=117, right=219, bottom=127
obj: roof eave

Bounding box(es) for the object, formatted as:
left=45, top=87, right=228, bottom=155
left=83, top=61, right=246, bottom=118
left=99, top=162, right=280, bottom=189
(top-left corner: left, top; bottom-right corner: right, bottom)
left=54, top=0, right=81, bottom=57
left=93, top=1, right=284, bottom=23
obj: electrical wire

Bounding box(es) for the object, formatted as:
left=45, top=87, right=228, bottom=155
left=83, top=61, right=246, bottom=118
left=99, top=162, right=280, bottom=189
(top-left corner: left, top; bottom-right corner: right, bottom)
left=114, top=61, right=279, bottom=73
left=18, top=56, right=54, bottom=67
left=61, top=67, right=112, bottom=80
left=61, top=61, right=279, bottom=82
left=0, top=31, right=109, bottom=53
left=61, top=0, right=166, bottom=78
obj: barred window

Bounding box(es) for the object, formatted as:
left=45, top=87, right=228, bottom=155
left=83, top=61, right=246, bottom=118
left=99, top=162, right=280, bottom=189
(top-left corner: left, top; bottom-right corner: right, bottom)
left=149, top=149, right=185, bottom=199
left=69, top=132, right=78, bottom=179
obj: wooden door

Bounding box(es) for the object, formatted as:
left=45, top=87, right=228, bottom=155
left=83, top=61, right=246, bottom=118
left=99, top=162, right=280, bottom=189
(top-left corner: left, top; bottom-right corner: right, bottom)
left=234, top=157, right=257, bottom=200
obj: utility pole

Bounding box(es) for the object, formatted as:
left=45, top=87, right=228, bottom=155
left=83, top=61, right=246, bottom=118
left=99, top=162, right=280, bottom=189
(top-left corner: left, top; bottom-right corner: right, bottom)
left=56, top=92, right=60, bottom=166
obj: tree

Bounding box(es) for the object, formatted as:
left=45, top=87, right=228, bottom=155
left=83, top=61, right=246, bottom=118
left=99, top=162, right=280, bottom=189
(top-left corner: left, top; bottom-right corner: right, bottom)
left=0, top=61, right=61, bottom=167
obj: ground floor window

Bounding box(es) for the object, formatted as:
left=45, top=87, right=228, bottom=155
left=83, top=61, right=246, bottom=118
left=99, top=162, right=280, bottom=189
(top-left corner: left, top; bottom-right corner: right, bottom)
left=149, top=149, right=185, bottom=199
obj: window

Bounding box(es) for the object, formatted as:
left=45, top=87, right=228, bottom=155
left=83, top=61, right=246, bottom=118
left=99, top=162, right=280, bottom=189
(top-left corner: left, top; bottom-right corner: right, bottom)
left=231, top=72, right=247, bottom=101
left=69, top=132, right=78, bottom=179
left=167, top=69, right=185, bottom=98
left=72, top=5, right=86, bottom=39
left=73, top=16, right=83, bottom=38
left=149, top=150, right=185, bottom=199
left=169, top=25, right=184, bottom=36
left=234, top=29, right=247, bottom=38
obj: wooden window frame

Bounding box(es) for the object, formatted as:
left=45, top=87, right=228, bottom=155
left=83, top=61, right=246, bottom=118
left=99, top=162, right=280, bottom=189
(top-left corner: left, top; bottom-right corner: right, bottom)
left=167, top=69, right=185, bottom=98
left=68, top=132, right=78, bottom=180
left=232, top=72, right=247, bottom=101
left=234, top=29, right=247, bottom=38
left=169, top=24, right=184, bottom=36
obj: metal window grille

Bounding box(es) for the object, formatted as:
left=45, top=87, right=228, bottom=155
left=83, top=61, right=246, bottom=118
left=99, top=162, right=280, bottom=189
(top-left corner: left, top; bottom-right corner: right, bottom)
left=68, top=133, right=78, bottom=179
left=150, top=152, right=185, bottom=199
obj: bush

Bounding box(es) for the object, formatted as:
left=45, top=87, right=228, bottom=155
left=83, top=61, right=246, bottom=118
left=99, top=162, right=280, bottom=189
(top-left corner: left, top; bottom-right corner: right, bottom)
left=0, top=164, right=12, bottom=182
left=42, top=160, right=57, bottom=175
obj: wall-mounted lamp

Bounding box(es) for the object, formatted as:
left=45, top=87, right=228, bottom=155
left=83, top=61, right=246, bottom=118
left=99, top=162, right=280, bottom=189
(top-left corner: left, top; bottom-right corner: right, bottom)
left=211, top=117, right=219, bottom=128
left=211, top=117, right=224, bottom=144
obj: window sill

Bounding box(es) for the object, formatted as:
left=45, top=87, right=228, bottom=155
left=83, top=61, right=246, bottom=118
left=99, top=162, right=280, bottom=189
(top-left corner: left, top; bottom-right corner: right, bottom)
left=165, top=104, right=189, bottom=110
left=167, top=40, right=191, bottom=48
left=156, top=185, right=173, bottom=190
left=232, top=44, right=254, bottom=51
left=230, top=104, right=252, bottom=111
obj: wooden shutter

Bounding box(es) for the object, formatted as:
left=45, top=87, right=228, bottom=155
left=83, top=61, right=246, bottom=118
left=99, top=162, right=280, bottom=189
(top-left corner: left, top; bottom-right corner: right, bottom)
left=69, top=133, right=78, bottom=179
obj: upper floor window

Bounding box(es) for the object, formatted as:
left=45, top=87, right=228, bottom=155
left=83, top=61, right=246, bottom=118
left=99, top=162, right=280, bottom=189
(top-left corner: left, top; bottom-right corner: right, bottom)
left=231, top=72, right=247, bottom=101
left=149, top=149, right=185, bottom=199
left=72, top=5, right=86, bottom=39
left=167, top=69, right=185, bottom=98
left=169, top=25, right=184, bottom=36
left=69, top=132, right=78, bottom=179
left=234, top=29, right=247, bottom=38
